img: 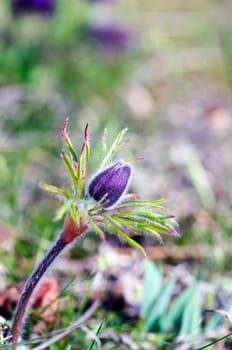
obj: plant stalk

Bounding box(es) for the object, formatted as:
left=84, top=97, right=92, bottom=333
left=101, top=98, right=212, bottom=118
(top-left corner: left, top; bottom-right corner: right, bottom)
left=10, top=235, right=69, bottom=347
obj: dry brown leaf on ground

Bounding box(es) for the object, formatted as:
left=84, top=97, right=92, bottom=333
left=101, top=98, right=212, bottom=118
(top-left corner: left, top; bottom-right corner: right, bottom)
left=32, top=276, right=59, bottom=323
left=0, top=277, right=59, bottom=323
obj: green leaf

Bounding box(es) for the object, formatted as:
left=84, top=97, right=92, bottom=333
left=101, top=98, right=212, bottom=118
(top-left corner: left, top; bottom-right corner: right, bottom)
left=64, top=186, right=71, bottom=199
left=141, top=261, right=163, bottom=318
left=76, top=157, right=83, bottom=196
left=137, top=210, right=173, bottom=221
left=87, top=214, right=105, bottom=239
left=112, top=210, right=138, bottom=218
left=145, top=275, right=177, bottom=332
left=61, top=151, right=78, bottom=190
left=117, top=199, right=166, bottom=209
left=113, top=213, right=172, bottom=238
left=101, top=128, right=128, bottom=168
left=54, top=199, right=73, bottom=221
left=113, top=215, right=136, bottom=225
left=104, top=215, right=146, bottom=256
left=178, top=286, right=201, bottom=336
left=137, top=221, right=170, bottom=235
left=61, top=119, right=78, bottom=162
left=85, top=142, right=90, bottom=169
left=139, top=225, right=163, bottom=243
left=40, top=182, right=64, bottom=196
left=70, top=202, right=79, bottom=223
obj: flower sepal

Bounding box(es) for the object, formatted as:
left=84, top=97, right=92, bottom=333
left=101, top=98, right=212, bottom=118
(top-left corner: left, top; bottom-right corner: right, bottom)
left=60, top=213, right=88, bottom=244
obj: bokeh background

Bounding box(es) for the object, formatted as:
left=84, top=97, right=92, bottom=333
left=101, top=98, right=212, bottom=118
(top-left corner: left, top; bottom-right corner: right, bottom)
left=0, top=0, right=232, bottom=349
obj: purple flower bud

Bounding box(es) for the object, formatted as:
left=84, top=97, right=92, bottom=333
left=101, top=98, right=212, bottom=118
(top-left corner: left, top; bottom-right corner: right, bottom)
left=88, top=161, right=131, bottom=208
left=85, top=23, right=130, bottom=52
left=11, top=0, right=56, bottom=15
left=88, top=0, right=115, bottom=3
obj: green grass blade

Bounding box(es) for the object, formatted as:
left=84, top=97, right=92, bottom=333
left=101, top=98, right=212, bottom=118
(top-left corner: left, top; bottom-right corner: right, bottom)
left=145, top=275, right=177, bottom=332
left=179, top=286, right=201, bottom=337
left=87, top=320, right=105, bottom=350
left=161, top=284, right=197, bottom=332
left=141, top=260, right=163, bottom=318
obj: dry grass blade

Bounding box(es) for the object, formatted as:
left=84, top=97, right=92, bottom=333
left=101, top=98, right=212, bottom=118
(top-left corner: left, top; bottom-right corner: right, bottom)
left=205, top=309, right=232, bottom=326
left=31, top=300, right=100, bottom=350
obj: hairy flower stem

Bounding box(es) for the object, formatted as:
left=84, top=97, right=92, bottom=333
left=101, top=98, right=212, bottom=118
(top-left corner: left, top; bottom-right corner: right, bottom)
left=10, top=236, right=69, bottom=347
left=10, top=213, right=88, bottom=347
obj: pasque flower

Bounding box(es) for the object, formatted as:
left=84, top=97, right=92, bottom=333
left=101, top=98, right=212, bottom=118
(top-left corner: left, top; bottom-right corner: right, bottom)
left=11, top=0, right=56, bottom=15
left=42, top=120, right=178, bottom=248
left=88, top=161, right=131, bottom=208
left=9, top=120, right=178, bottom=347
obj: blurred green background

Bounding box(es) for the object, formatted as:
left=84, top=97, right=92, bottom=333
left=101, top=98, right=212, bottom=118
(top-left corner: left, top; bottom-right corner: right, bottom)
left=0, top=0, right=232, bottom=348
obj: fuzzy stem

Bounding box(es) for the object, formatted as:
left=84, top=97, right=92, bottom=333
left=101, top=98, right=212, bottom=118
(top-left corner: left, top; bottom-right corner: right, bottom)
left=10, top=236, right=69, bottom=347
